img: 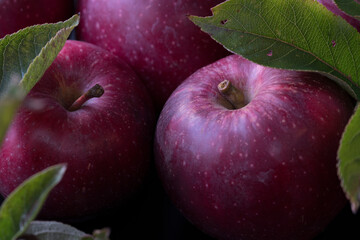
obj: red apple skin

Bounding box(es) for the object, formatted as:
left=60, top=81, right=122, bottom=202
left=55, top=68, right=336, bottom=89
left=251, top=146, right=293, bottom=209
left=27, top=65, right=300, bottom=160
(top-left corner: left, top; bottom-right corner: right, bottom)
left=317, top=0, right=360, bottom=31
left=77, top=0, right=229, bottom=111
left=0, top=0, right=74, bottom=38
left=0, top=40, right=155, bottom=220
left=154, top=55, right=355, bottom=240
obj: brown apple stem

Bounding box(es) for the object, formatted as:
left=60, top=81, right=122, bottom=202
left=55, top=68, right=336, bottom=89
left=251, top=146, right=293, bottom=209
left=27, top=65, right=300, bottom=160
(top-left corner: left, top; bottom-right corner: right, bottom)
left=217, top=80, right=246, bottom=109
left=68, top=84, right=104, bottom=111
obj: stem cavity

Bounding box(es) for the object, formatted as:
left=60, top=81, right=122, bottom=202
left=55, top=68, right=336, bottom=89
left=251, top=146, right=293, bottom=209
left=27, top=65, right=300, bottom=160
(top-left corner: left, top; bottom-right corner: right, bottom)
left=68, top=84, right=104, bottom=111
left=217, top=80, right=246, bottom=109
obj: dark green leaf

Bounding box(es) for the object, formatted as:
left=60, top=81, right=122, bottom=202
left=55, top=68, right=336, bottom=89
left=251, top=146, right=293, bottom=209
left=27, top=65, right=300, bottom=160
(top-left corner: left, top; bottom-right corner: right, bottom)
left=0, top=14, right=79, bottom=94
left=334, top=0, right=360, bottom=20
left=18, top=221, right=111, bottom=240
left=0, top=165, right=66, bottom=240
left=0, top=14, right=80, bottom=144
left=19, top=221, right=89, bottom=240
left=0, top=87, right=25, bottom=143
left=338, top=104, right=360, bottom=213
left=190, top=0, right=360, bottom=100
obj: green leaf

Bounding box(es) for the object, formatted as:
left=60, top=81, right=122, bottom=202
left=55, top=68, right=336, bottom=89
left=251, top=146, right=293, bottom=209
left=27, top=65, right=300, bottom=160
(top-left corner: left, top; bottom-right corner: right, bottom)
left=0, top=164, right=66, bottom=240
left=0, top=14, right=80, bottom=144
left=0, top=14, right=79, bottom=94
left=190, top=0, right=360, bottom=100
left=0, top=87, right=25, bottom=143
left=19, top=221, right=90, bottom=240
left=334, top=0, right=360, bottom=20
left=18, top=221, right=111, bottom=240
left=338, top=104, right=360, bottom=213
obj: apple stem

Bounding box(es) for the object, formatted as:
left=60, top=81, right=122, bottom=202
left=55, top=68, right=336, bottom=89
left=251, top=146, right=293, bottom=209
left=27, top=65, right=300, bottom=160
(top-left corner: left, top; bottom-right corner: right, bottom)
left=68, top=84, right=104, bottom=111
left=217, top=80, right=246, bottom=109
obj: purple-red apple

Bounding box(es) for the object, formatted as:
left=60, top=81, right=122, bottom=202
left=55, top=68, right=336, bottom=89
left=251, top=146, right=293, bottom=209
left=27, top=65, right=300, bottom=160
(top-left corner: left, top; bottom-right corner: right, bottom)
left=0, top=40, right=155, bottom=220
left=154, top=55, right=355, bottom=240
left=77, top=0, right=229, bottom=110
left=0, top=0, right=74, bottom=38
left=317, top=0, right=360, bottom=31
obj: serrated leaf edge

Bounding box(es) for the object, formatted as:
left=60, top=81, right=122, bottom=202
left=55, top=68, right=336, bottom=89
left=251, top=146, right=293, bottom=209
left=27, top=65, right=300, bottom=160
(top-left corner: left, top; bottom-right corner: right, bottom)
left=19, top=14, right=79, bottom=92
left=0, top=164, right=66, bottom=240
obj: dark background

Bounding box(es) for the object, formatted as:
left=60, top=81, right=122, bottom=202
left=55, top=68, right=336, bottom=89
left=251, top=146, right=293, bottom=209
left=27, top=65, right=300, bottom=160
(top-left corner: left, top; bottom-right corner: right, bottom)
left=73, top=172, right=360, bottom=240
left=1, top=1, right=360, bottom=239
left=66, top=3, right=360, bottom=238
left=1, top=167, right=357, bottom=240
left=61, top=173, right=360, bottom=240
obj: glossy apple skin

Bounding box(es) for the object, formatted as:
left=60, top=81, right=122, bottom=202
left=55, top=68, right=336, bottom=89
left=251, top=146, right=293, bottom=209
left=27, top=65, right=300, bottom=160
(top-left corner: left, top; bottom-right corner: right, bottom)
left=77, top=0, right=229, bottom=110
left=317, top=0, right=360, bottom=31
left=155, top=55, right=355, bottom=240
left=0, top=40, right=155, bottom=220
left=0, top=0, right=74, bottom=38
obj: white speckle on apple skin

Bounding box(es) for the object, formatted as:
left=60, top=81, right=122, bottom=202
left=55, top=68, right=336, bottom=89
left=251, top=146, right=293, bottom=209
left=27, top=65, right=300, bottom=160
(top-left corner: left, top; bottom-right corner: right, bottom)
left=154, top=55, right=355, bottom=240
left=0, top=0, right=73, bottom=38
left=78, top=0, right=229, bottom=110
left=0, top=40, right=156, bottom=220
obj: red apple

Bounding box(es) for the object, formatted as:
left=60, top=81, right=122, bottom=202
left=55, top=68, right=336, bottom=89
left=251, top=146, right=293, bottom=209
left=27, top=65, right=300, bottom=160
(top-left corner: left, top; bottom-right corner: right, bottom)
left=77, top=0, right=229, bottom=110
left=154, top=55, right=355, bottom=240
left=317, top=0, right=360, bottom=31
left=0, top=40, right=155, bottom=220
left=0, top=0, right=74, bottom=38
